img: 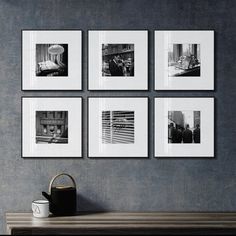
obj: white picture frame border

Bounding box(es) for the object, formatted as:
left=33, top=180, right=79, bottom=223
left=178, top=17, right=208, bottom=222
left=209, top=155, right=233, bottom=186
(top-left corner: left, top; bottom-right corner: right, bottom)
left=22, top=97, right=82, bottom=158
left=155, top=30, right=214, bottom=90
left=88, top=97, right=148, bottom=157
left=22, top=30, right=82, bottom=90
left=155, top=97, right=214, bottom=157
left=88, top=30, right=148, bottom=90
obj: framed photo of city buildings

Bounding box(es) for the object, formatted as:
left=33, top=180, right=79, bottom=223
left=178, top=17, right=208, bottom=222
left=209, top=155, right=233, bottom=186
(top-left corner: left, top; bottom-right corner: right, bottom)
left=155, top=97, right=214, bottom=157
left=155, top=30, right=214, bottom=90
left=22, top=30, right=82, bottom=90
left=88, top=97, right=148, bottom=157
left=22, top=97, right=82, bottom=158
left=88, top=30, right=148, bottom=90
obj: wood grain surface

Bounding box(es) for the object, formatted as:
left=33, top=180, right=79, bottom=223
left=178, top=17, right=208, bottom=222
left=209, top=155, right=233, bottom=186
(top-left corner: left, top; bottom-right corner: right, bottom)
left=5, top=212, right=236, bottom=235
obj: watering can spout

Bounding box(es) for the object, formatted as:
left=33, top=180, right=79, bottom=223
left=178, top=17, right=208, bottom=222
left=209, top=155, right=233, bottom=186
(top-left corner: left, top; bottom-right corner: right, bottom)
left=42, top=192, right=52, bottom=202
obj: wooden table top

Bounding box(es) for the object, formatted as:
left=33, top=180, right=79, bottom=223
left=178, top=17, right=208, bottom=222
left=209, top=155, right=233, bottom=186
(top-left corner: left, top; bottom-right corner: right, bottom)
left=6, top=212, right=236, bottom=235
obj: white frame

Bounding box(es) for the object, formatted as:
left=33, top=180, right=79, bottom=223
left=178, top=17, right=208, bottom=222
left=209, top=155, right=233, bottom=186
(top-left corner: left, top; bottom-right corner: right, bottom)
left=155, top=97, right=214, bottom=157
left=155, top=30, right=214, bottom=90
left=88, top=30, right=148, bottom=90
left=22, top=30, right=82, bottom=90
left=88, top=97, right=148, bottom=157
left=22, top=97, right=82, bottom=158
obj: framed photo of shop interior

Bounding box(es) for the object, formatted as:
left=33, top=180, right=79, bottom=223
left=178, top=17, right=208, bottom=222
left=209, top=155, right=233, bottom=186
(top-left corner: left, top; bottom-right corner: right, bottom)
left=22, top=97, right=82, bottom=158
left=155, top=30, right=214, bottom=90
left=155, top=97, right=214, bottom=157
left=88, top=97, right=148, bottom=157
left=88, top=30, right=148, bottom=90
left=22, top=30, right=82, bottom=90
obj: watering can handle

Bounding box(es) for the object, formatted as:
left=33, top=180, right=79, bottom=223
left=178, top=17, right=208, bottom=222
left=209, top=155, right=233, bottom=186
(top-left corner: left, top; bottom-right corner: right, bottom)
left=49, top=173, right=76, bottom=194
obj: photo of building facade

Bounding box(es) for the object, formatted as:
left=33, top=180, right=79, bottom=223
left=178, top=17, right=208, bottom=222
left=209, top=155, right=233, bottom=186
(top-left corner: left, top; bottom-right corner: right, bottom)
left=36, top=111, right=68, bottom=144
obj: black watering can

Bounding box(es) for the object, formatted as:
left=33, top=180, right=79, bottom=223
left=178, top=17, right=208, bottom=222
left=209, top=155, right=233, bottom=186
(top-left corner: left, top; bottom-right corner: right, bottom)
left=42, top=173, right=77, bottom=216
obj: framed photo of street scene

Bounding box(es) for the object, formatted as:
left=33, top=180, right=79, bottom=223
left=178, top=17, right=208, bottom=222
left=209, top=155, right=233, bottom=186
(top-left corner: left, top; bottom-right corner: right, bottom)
left=88, top=30, right=148, bottom=90
left=155, top=97, right=214, bottom=157
left=155, top=30, right=214, bottom=90
left=88, top=97, right=148, bottom=157
left=22, top=97, right=82, bottom=158
left=22, top=30, right=82, bottom=90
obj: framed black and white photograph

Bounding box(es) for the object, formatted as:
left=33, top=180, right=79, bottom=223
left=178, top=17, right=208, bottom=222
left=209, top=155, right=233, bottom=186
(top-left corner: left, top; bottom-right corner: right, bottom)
left=155, top=30, right=214, bottom=90
left=35, top=44, right=68, bottom=77
left=155, top=97, right=214, bottom=157
left=22, top=30, right=82, bottom=90
left=22, top=97, right=82, bottom=158
left=88, top=97, right=148, bottom=157
left=88, top=30, right=148, bottom=90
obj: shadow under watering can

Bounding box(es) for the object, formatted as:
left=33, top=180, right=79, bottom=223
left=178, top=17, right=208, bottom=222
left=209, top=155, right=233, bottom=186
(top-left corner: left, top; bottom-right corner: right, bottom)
left=42, top=173, right=77, bottom=216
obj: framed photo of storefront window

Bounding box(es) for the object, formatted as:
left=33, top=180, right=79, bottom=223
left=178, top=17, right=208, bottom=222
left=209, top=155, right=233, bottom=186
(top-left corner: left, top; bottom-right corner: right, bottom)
left=22, top=97, right=82, bottom=158
left=88, top=30, right=148, bottom=90
left=22, top=30, right=82, bottom=90
left=88, top=97, right=148, bottom=157
left=155, top=30, right=214, bottom=90
left=155, top=97, right=214, bottom=157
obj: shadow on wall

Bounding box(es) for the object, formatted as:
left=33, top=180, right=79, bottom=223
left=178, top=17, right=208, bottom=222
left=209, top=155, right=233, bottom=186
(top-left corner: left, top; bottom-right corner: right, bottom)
left=77, top=194, right=108, bottom=212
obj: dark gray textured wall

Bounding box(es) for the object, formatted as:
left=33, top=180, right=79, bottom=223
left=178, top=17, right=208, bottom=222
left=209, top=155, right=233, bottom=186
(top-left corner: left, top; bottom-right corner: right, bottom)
left=0, top=0, right=236, bottom=233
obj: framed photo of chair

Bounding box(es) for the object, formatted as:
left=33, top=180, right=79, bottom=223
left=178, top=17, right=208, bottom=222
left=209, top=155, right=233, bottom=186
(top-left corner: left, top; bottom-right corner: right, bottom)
left=22, top=30, right=82, bottom=90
